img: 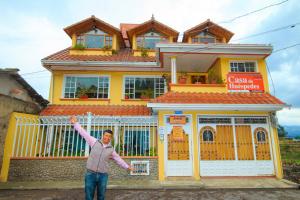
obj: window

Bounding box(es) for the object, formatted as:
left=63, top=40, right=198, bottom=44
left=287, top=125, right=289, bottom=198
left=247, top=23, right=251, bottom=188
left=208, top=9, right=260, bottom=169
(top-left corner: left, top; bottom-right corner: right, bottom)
left=203, top=130, right=214, bottom=142
left=192, top=32, right=216, bottom=43
left=76, top=28, right=112, bottom=49
left=64, top=76, right=109, bottom=99
left=256, top=131, right=266, bottom=142
left=137, top=31, right=168, bottom=49
left=124, top=77, right=165, bottom=99
left=230, top=61, right=256, bottom=72
left=124, top=130, right=150, bottom=156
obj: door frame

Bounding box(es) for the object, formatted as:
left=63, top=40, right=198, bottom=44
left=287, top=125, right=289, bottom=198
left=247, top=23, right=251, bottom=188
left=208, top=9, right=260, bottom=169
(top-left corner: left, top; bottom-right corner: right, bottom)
left=164, top=114, right=194, bottom=177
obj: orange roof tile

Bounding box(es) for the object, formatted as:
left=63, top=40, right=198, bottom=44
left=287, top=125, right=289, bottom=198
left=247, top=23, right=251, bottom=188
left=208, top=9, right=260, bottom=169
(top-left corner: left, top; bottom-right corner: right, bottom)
left=42, top=48, right=156, bottom=62
left=40, top=105, right=151, bottom=116
left=120, top=23, right=139, bottom=39
left=150, top=92, right=285, bottom=105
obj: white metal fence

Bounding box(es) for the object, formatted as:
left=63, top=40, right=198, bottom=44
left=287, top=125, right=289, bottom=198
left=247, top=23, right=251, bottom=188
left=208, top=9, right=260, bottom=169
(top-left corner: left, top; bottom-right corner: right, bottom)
left=11, top=113, right=158, bottom=158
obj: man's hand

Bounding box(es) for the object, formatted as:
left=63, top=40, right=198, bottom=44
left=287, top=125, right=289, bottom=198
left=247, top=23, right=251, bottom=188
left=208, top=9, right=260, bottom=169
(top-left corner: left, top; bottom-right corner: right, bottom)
left=127, top=165, right=134, bottom=171
left=69, top=115, right=77, bottom=124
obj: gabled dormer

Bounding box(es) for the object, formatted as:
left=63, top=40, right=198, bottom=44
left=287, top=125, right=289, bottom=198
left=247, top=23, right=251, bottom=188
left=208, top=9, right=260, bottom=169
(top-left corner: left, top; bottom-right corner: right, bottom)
left=64, top=15, right=124, bottom=55
left=182, top=19, right=234, bottom=43
left=126, top=16, right=179, bottom=56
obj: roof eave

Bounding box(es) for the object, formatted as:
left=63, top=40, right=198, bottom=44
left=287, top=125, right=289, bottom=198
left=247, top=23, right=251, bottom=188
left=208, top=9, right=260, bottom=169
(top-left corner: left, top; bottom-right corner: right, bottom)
left=147, top=103, right=288, bottom=112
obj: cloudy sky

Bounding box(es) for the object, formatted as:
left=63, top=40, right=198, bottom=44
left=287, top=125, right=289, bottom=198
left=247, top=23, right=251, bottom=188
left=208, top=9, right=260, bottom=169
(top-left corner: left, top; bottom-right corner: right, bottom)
left=0, top=0, right=299, bottom=125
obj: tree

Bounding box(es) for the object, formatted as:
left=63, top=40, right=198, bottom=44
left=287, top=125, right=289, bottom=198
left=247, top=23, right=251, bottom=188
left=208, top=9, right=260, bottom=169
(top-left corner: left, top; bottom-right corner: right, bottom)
left=277, top=125, right=288, bottom=138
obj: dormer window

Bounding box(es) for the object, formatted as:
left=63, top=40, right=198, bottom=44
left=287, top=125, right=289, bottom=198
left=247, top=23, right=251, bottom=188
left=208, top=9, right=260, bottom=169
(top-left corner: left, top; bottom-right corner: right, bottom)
left=191, top=32, right=216, bottom=43
left=137, top=31, right=168, bottom=49
left=76, top=28, right=113, bottom=49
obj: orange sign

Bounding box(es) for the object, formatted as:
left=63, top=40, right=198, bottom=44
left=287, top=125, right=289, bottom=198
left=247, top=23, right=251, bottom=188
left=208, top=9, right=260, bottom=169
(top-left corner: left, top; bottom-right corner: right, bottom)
left=227, top=73, right=264, bottom=92
left=172, top=126, right=184, bottom=140
left=169, top=116, right=187, bottom=124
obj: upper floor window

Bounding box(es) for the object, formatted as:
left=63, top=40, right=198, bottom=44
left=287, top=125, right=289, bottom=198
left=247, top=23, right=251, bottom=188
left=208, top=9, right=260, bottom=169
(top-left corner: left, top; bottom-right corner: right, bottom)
left=230, top=61, right=256, bottom=72
left=192, top=32, right=216, bottom=43
left=124, top=76, right=165, bottom=99
left=76, top=29, right=112, bottom=49
left=64, top=76, right=109, bottom=99
left=136, top=31, right=168, bottom=49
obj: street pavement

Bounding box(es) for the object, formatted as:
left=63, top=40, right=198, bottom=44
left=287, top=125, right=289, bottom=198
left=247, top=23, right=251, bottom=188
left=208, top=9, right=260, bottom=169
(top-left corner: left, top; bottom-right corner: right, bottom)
left=0, top=188, right=299, bottom=200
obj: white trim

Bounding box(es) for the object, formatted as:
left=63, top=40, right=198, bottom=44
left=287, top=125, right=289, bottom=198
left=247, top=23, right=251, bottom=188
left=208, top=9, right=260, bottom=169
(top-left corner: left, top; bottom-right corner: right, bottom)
left=229, top=60, right=258, bottom=73
left=268, top=115, right=279, bottom=177
left=156, top=43, right=273, bottom=56
left=62, top=74, right=111, bottom=99
left=147, top=103, right=287, bottom=111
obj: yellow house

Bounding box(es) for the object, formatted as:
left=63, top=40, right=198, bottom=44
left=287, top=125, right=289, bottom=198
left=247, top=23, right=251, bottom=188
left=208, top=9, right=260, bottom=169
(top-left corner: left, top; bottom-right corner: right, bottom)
left=1, top=16, right=288, bottom=182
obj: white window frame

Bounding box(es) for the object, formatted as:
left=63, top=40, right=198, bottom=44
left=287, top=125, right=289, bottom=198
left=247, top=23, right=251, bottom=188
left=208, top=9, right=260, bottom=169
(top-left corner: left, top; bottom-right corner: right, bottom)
left=229, top=60, right=258, bottom=73
left=122, top=75, right=166, bottom=99
left=62, top=74, right=111, bottom=99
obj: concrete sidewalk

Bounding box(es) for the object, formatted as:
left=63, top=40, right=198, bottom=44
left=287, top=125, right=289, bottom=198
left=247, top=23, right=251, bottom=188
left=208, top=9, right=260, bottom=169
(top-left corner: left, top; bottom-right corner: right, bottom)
left=0, top=178, right=298, bottom=190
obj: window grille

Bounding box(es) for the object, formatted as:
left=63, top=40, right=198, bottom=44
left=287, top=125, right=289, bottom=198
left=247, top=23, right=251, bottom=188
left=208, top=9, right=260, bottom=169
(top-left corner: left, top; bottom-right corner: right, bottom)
left=234, top=117, right=267, bottom=124
left=198, top=118, right=231, bottom=124
left=130, top=160, right=150, bottom=175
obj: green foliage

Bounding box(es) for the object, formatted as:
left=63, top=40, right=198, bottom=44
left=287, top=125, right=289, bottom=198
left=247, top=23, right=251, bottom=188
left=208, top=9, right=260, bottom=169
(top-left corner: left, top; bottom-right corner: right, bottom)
left=278, top=125, right=288, bottom=137
left=73, top=43, right=86, bottom=50
left=112, top=49, right=118, bottom=55
left=138, top=47, right=149, bottom=57
left=102, top=45, right=112, bottom=50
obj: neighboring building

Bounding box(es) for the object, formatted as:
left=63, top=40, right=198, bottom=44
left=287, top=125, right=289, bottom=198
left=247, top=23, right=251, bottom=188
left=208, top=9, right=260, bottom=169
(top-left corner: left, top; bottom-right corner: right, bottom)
left=0, top=68, right=48, bottom=173
left=1, top=16, right=287, bottom=182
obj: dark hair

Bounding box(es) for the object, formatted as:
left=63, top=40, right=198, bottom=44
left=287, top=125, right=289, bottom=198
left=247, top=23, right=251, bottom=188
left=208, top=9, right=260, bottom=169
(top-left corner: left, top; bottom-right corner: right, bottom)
left=103, top=129, right=113, bottom=135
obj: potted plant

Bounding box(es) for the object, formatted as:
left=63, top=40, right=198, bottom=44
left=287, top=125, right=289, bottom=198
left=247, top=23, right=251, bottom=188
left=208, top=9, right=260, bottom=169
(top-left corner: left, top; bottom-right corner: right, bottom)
left=102, top=45, right=112, bottom=50
left=77, top=87, right=89, bottom=99
left=178, top=72, right=188, bottom=84
left=124, top=93, right=130, bottom=99
left=208, top=69, right=218, bottom=84
left=140, top=88, right=153, bottom=99
left=73, top=43, right=86, bottom=50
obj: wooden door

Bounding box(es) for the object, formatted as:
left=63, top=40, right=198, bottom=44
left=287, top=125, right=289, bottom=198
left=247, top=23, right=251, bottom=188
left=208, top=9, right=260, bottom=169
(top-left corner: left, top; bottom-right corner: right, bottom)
left=168, top=126, right=189, bottom=160
left=235, top=125, right=254, bottom=160
left=254, top=127, right=271, bottom=160
left=200, top=125, right=235, bottom=160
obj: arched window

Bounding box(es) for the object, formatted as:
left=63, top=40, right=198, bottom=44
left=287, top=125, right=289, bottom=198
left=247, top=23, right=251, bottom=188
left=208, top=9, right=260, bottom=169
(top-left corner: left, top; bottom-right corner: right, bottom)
left=192, top=32, right=216, bottom=44
left=203, top=130, right=214, bottom=142
left=200, top=126, right=215, bottom=142
left=256, top=130, right=266, bottom=142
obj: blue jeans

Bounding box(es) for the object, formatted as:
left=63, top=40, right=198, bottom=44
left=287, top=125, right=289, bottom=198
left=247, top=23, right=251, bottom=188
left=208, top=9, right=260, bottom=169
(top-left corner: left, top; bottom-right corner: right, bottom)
left=85, top=170, right=108, bottom=200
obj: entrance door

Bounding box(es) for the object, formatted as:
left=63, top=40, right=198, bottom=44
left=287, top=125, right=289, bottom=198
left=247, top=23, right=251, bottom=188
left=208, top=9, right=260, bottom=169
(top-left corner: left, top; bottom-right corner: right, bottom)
left=165, top=115, right=193, bottom=176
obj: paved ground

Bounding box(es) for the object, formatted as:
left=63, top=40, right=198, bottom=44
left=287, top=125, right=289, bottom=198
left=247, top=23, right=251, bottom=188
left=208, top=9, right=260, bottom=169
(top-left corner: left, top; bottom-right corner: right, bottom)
left=0, top=188, right=299, bottom=200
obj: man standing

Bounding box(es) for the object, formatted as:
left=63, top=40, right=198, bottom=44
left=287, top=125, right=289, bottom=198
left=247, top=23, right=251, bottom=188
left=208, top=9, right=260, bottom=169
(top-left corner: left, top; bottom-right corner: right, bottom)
left=70, top=115, right=132, bottom=200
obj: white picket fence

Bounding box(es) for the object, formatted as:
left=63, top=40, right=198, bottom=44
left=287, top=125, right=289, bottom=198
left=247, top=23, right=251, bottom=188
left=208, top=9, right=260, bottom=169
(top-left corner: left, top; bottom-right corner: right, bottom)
left=11, top=113, right=158, bottom=158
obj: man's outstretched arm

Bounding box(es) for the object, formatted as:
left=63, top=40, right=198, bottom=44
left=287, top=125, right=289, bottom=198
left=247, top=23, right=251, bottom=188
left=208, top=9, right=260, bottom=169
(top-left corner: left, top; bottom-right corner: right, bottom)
left=70, top=116, right=97, bottom=147
left=111, top=151, right=131, bottom=170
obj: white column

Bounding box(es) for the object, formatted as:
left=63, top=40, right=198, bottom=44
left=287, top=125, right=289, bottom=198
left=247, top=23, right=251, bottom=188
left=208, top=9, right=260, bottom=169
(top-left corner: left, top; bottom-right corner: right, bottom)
left=171, top=56, right=177, bottom=84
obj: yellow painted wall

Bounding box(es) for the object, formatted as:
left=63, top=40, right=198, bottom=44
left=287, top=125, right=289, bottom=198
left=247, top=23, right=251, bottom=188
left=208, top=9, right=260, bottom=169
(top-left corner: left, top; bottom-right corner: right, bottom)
left=271, top=126, right=283, bottom=178
left=170, top=84, right=226, bottom=93
left=133, top=51, right=156, bottom=57
left=69, top=49, right=112, bottom=56
left=219, top=57, right=270, bottom=92
left=0, top=112, right=39, bottom=182
left=51, top=71, right=167, bottom=105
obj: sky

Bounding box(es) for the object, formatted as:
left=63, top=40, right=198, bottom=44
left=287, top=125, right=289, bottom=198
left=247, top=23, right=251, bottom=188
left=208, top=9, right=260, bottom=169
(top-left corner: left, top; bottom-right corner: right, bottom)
left=0, top=0, right=299, bottom=125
